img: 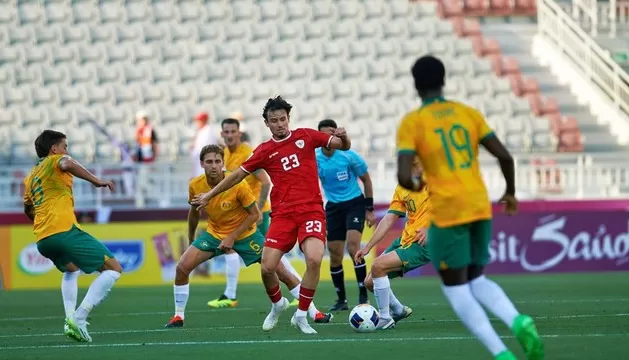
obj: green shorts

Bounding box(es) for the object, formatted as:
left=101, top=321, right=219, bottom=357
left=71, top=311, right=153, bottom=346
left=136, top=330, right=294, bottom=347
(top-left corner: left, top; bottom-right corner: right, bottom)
left=258, top=211, right=271, bottom=236
left=383, top=237, right=431, bottom=279
left=192, top=230, right=264, bottom=266
left=427, top=219, right=492, bottom=271
left=36, top=225, right=114, bottom=274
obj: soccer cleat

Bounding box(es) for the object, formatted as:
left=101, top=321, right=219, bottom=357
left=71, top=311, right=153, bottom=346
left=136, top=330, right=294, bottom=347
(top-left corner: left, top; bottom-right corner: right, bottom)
left=289, top=298, right=299, bottom=307
left=313, top=311, right=333, bottom=323
left=66, top=316, right=92, bottom=343
left=495, top=350, right=518, bottom=360
left=262, top=297, right=289, bottom=331
left=291, top=314, right=317, bottom=334
left=513, top=315, right=544, bottom=360
left=329, top=299, right=349, bottom=312
left=63, top=319, right=79, bottom=340
left=164, top=315, right=184, bottom=328
left=207, top=294, right=238, bottom=308
left=392, top=306, right=413, bottom=323
left=358, top=294, right=369, bottom=305
left=376, top=317, right=395, bottom=330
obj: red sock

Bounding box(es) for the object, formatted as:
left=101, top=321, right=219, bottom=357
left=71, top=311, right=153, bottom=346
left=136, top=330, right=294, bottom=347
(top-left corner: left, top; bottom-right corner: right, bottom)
left=266, top=285, right=282, bottom=304
left=298, top=287, right=315, bottom=311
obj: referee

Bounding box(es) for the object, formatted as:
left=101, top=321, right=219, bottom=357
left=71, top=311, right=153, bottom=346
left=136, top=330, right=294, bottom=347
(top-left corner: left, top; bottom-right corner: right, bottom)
left=316, top=119, right=376, bottom=310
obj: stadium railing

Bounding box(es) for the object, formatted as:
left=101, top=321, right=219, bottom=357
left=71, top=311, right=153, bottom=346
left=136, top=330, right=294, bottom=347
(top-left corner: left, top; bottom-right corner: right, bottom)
left=2, top=153, right=629, bottom=212
left=537, top=0, right=629, bottom=117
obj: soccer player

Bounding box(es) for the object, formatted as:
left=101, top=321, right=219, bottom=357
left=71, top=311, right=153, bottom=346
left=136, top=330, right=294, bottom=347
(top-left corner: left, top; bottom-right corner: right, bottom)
left=192, top=96, right=351, bottom=334
left=396, top=55, right=544, bottom=360
left=316, top=119, right=375, bottom=310
left=166, top=145, right=330, bottom=328
left=354, top=159, right=427, bottom=330
left=23, top=130, right=122, bottom=343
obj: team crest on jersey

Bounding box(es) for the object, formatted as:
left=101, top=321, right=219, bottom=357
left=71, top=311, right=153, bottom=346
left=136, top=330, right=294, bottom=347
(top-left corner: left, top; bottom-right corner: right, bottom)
left=295, top=139, right=304, bottom=149
left=220, top=201, right=232, bottom=210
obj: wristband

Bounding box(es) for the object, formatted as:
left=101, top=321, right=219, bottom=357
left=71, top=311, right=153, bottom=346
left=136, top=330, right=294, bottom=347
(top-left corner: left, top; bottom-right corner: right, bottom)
left=365, top=197, right=374, bottom=212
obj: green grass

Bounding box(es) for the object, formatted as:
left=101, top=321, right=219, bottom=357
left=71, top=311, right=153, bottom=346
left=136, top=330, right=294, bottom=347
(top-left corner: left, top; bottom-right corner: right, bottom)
left=1, top=273, right=628, bottom=360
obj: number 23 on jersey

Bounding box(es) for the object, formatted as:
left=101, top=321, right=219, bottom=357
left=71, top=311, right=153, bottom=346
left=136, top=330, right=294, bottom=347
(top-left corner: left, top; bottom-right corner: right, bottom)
left=281, top=154, right=300, bottom=171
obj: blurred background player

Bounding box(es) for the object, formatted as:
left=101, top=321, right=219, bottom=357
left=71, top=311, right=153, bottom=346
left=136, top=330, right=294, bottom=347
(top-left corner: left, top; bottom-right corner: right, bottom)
left=134, top=110, right=158, bottom=163
left=396, top=55, right=544, bottom=360
left=316, top=119, right=376, bottom=311
left=191, top=112, right=220, bottom=178
left=23, top=130, right=121, bottom=343
left=192, top=96, right=350, bottom=334
left=355, top=159, right=429, bottom=330
left=168, top=145, right=330, bottom=328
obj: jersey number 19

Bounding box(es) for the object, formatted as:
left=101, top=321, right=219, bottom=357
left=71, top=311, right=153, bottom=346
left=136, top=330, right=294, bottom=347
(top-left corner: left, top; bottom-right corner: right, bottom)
left=435, top=124, right=473, bottom=171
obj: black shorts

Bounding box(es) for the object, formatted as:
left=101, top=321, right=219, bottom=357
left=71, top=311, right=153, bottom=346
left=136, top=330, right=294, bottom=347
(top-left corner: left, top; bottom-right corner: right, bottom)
left=325, top=195, right=365, bottom=241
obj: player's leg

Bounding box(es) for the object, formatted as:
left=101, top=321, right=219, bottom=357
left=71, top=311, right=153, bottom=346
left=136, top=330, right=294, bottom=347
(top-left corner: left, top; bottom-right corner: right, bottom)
left=275, top=260, right=333, bottom=323
left=429, top=223, right=515, bottom=360
left=260, top=218, right=294, bottom=331
left=207, top=248, right=240, bottom=309
left=279, top=253, right=301, bottom=307
left=63, top=227, right=122, bottom=343
left=166, top=231, right=216, bottom=327
left=345, top=199, right=368, bottom=304
left=326, top=204, right=349, bottom=311
left=468, top=221, right=544, bottom=360
left=37, top=236, right=80, bottom=337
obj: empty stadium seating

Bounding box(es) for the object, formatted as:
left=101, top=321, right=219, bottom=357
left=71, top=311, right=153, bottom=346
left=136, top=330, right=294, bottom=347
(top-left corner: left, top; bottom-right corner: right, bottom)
left=0, top=0, right=574, bottom=164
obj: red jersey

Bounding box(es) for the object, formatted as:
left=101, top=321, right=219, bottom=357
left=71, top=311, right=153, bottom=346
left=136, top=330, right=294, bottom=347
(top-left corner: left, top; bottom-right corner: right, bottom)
left=240, top=128, right=333, bottom=216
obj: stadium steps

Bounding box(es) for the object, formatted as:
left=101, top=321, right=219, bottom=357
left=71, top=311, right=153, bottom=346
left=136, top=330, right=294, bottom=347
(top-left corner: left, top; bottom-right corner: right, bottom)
left=481, top=22, right=624, bottom=152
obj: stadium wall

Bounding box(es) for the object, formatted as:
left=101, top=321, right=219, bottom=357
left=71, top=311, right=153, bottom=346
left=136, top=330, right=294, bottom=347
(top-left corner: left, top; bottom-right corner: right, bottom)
left=2, top=199, right=629, bottom=290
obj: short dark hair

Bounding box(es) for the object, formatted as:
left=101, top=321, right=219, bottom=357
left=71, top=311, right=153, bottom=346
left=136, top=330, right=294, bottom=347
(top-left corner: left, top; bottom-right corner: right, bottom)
left=317, top=119, right=337, bottom=131
left=221, top=118, right=240, bottom=129
left=411, top=55, right=446, bottom=93
left=199, top=144, right=224, bottom=162
left=35, top=130, right=66, bottom=158
left=262, top=95, right=292, bottom=120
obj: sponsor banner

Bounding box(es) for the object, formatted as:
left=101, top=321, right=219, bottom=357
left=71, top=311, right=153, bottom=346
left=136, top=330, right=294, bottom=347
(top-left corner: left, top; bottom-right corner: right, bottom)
left=5, top=222, right=374, bottom=290
left=375, top=211, right=629, bottom=276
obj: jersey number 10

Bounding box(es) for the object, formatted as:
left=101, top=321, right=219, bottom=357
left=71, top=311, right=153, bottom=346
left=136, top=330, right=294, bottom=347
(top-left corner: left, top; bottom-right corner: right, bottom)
left=435, top=125, right=473, bottom=171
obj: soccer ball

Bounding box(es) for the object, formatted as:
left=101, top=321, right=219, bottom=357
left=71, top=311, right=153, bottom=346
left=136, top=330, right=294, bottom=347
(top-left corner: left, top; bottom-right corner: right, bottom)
left=348, top=304, right=379, bottom=333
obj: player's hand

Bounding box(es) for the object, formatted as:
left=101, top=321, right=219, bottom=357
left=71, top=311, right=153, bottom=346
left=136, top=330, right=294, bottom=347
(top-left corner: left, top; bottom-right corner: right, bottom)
left=499, top=193, right=519, bottom=216
left=191, top=192, right=211, bottom=212
left=95, top=179, right=115, bottom=192
left=218, top=238, right=234, bottom=252
left=333, top=127, right=347, bottom=138
left=413, top=228, right=427, bottom=245
left=365, top=210, right=376, bottom=228
left=354, top=247, right=370, bottom=263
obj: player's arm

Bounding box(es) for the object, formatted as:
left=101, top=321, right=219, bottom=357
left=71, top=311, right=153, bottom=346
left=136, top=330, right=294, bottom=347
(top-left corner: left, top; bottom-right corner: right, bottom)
left=23, top=178, right=35, bottom=221
left=253, top=169, right=272, bottom=210
left=58, top=156, right=114, bottom=190
left=187, top=185, right=200, bottom=244
left=328, top=128, right=351, bottom=150
left=220, top=187, right=260, bottom=250
left=352, top=151, right=375, bottom=226
left=396, top=116, right=424, bottom=191
left=481, top=135, right=515, bottom=195
left=363, top=212, right=400, bottom=252
left=191, top=169, right=248, bottom=211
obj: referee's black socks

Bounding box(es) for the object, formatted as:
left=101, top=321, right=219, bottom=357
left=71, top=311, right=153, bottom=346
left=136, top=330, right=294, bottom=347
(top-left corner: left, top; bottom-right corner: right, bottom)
left=330, top=265, right=346, bottom=302
left=354, top=260, right=368, bottom=298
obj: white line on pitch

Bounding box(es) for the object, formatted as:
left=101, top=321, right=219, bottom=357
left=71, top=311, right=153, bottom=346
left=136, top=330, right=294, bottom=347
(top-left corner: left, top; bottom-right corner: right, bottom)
left=0, top=333, right=627, bottom=350
left=1, top=313, right=627, bottom=339
left=1, top=297, right=627, bottom=322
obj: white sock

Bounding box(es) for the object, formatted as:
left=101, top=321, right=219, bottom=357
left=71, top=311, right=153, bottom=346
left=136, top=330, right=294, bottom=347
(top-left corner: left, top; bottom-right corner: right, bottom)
left=281, top=255, right=302, bottom=281
left=74, top=270, right=120, bottom=322
left=174, top=284, right=190, bottom=319
left=389, top=288, right=404, bottom=315
left=224, top=253, right=240, bottom=299
left=295, top=309, right=307, bottom=318
left=372, top=276, right=391, bottom=319
left=442, top=284, right=507, bottom=356
left=289, top=285, right=318, bottom=319
left=470, top=276, right=520, bottom=328
left=61, top=271, right=80, bottom=318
